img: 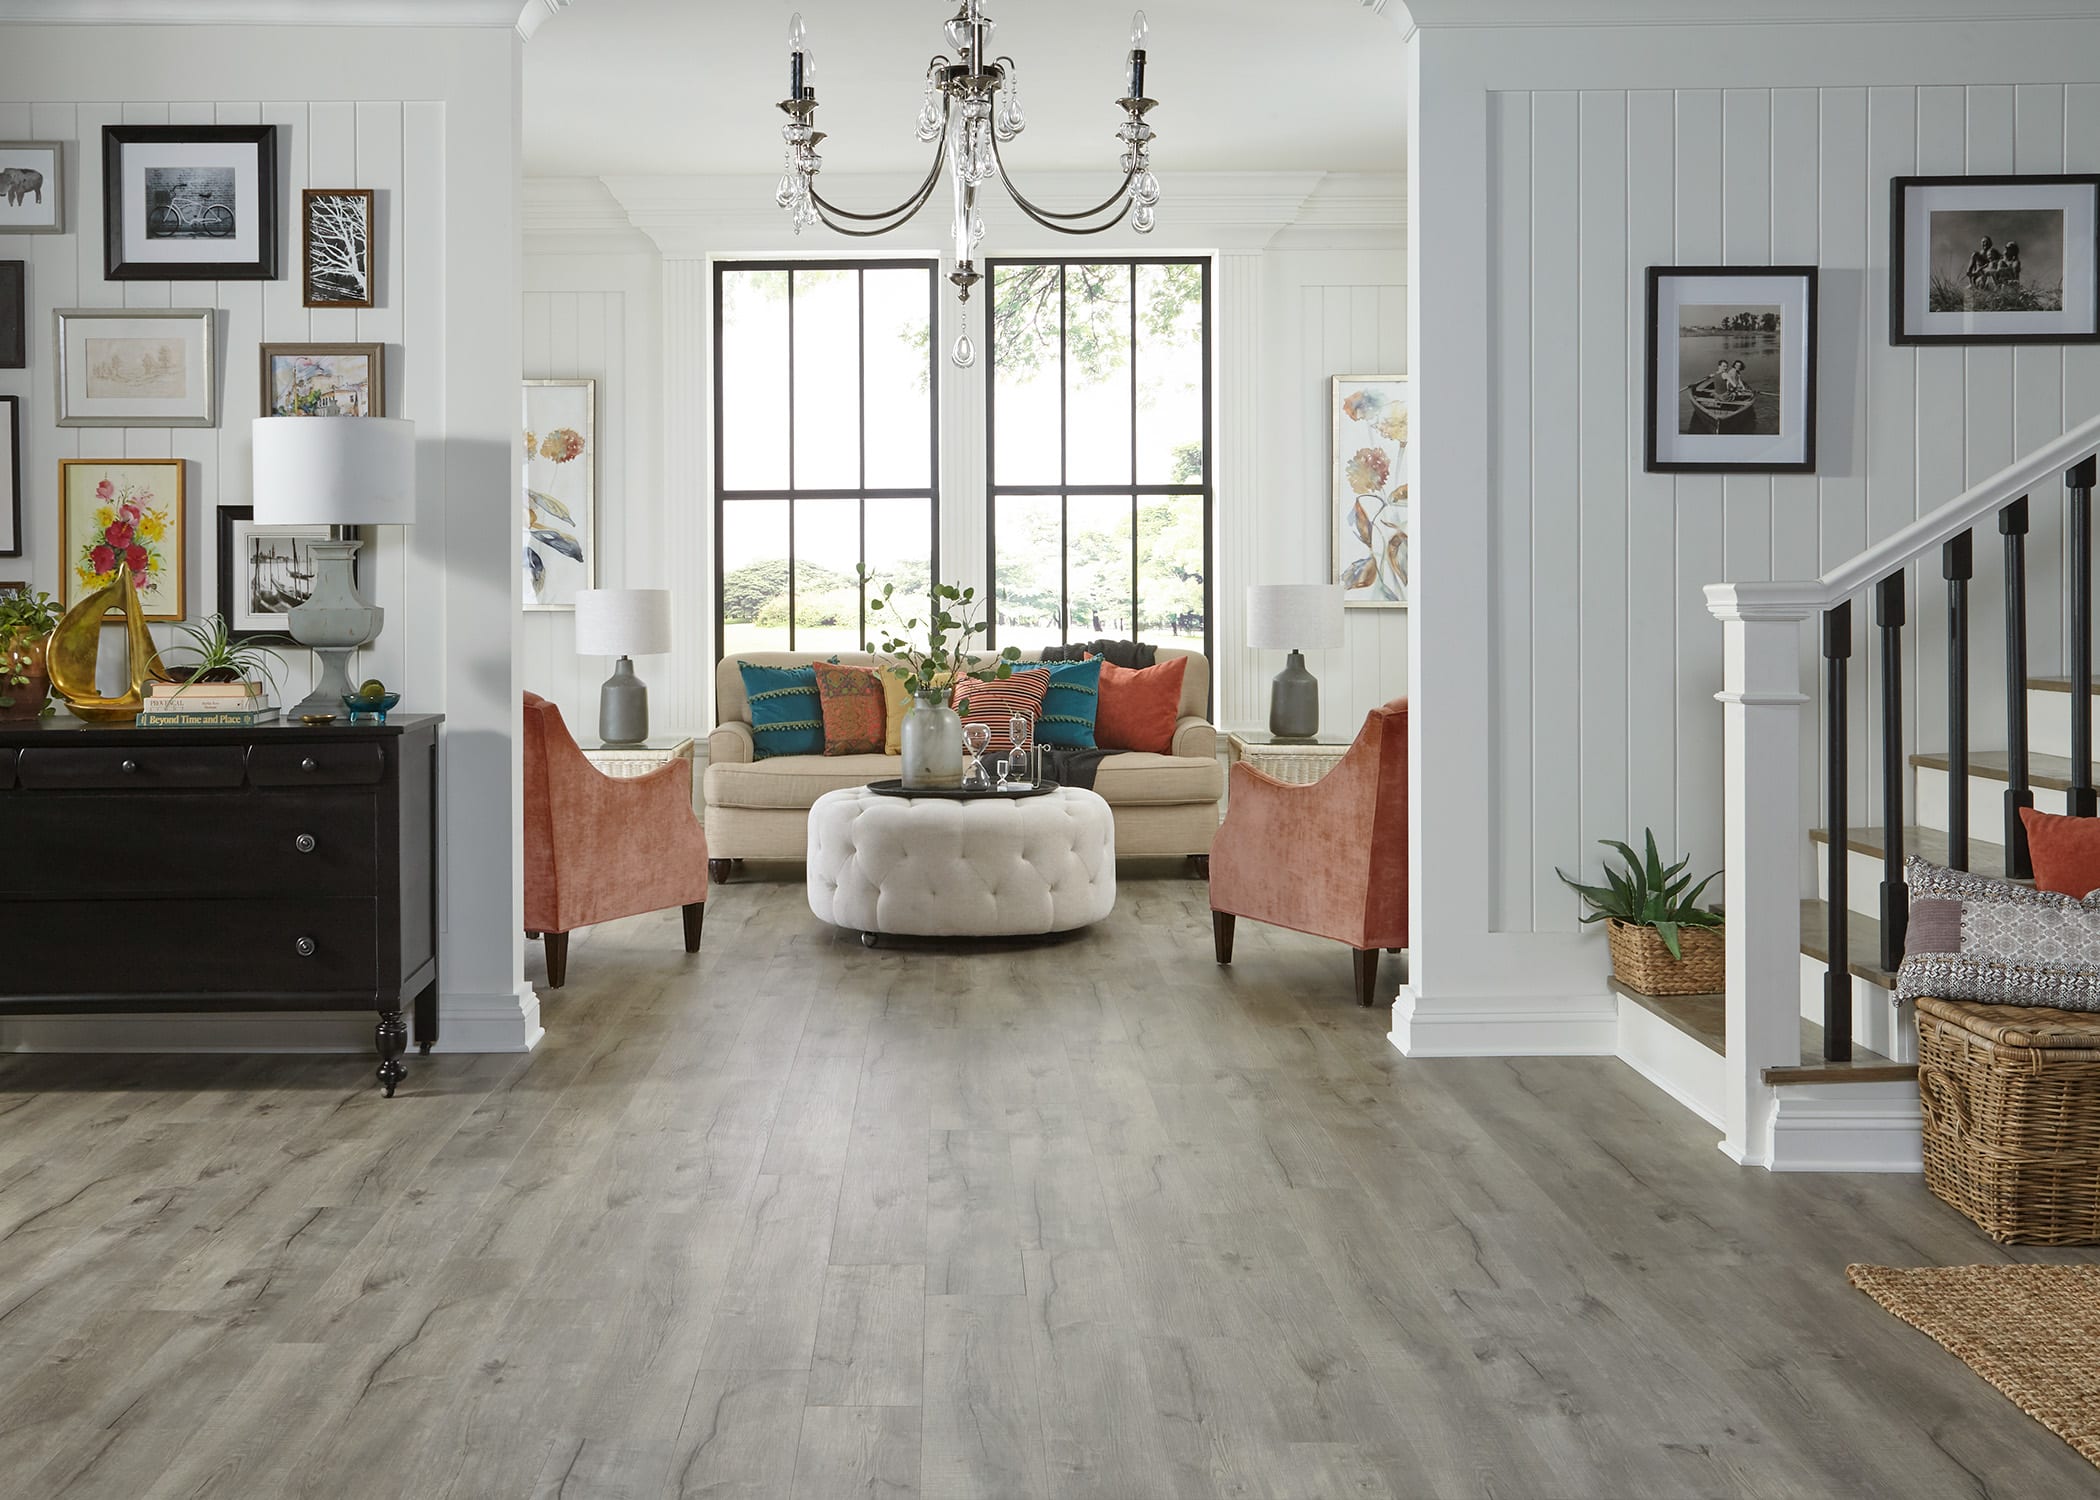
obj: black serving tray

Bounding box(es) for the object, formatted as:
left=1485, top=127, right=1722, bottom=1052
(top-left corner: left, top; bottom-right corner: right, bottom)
left=865, top=778, right=1061, bottom=801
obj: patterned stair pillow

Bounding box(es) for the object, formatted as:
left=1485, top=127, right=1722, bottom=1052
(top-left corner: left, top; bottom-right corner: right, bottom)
left=951, top=669, right=1051, bottom=753
left=737, top=660, right=828, bottom=759
left=813, top=661, right=888, bottom=756
left=1900, top=855, right=2100, bottom=1011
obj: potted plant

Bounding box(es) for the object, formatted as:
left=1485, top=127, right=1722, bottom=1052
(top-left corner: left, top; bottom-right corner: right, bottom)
left=859, top=569, right=1021, bottom=790
left=160, top=614, right=288, bottom=699
left=0, top=588, right=60, bottom=722
left=1557, top=830, right=1725, bottom=996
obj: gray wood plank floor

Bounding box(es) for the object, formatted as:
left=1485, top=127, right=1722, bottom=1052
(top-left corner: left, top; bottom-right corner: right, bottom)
left=1, top=862, right=2094, bottom=1498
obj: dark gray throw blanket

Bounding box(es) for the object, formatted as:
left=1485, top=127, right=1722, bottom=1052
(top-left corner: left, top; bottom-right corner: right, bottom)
left=1029, top=640, right=1160, bottom=789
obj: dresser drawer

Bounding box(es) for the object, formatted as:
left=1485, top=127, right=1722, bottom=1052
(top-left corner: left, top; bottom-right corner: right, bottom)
left=17, top=745, right=247, bottom=791
left=0, top=898, right=377, bottom=1001
left=0, top=749, right=13, bottom=790
left=250, top=742, right=385, bottom=787
left=0, top=791, right=377, bottom=899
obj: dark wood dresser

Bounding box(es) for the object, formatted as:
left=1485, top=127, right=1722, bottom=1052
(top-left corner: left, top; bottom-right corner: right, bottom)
left=0, top=713, right=442, bottom=1096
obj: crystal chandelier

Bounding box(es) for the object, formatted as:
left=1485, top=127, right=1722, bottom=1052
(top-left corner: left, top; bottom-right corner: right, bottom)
left=776, top=2, right=1160, bottom=367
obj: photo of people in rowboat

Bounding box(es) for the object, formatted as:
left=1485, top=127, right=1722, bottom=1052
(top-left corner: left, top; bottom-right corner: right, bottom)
left=1928, top=207, right=2066, bottom=314
left=1677, top=304, right=1782, bottom=436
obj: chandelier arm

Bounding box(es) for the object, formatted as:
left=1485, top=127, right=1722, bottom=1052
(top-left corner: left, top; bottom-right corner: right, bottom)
left=991, top=133, right=1139, bottom=221
left=809, top=111, right=952, bottom=224
left=1004, top=193, right=1137, bottom=236
left=812, top=164, right=946, bottom=237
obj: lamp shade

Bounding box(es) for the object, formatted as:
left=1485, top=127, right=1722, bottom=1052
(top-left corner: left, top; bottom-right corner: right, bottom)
left=1245, top=583, right=1343, bottom=651
left=251, top=416, right=417, bottom=526
left=575, top=589, right=674, bottom=657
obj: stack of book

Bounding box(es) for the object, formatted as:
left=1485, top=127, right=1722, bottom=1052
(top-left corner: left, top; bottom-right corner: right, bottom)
left=136, top=680, right=278, bottom=727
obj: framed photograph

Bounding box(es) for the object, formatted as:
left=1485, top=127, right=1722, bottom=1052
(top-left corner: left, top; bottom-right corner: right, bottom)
left=59, top=458, right=184, bottom=622
left=302, top=188, right=374, bottom=309
left=0, top=260, right=20, bottom=369
left=1891, top=174, right=2100, bottom=345
left=261, top=342, right=384, bottom=417
left=522, top=377, right=596, bottom=610
left=1332, top=375, right=1408, bottom=608
left=0, top=581, right=25, bottom=602
left=216, top=504, right=348, bottom=641
left=102, top=124, right=277, bottom=281
left=1645, top=267, right=1819, bottom=474
left=0, top=141, right=62, bottom=234
left=55, top=307, right=216, bottom=428
left=0, top=396, right=19, bottom=558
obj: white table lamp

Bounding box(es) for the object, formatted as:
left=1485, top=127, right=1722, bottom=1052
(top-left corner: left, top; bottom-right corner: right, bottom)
left=1246, top=583, right=1343, bottom=741
left=575, top=588, right=673, bottom=745
left=252, top=416, right=416, bottom=718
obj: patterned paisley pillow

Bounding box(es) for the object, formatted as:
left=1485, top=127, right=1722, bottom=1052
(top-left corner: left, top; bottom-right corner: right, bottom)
left=1900, top=855, right=2100, bottom=1011
left=813, top=661, right=888, bottom=757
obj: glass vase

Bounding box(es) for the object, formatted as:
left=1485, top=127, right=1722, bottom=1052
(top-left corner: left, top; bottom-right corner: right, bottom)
left=900, top=691, right=965, bottom=790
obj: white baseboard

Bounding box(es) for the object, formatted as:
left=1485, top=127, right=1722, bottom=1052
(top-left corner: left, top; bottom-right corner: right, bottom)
left=1765, top=1082, right=1924, bottom=1173
left=0, top=983, right=546, bottom=1056
left=1390, top=985, right=1620, bottom=1057
left=1614, top=994, right=1726, bottom=1130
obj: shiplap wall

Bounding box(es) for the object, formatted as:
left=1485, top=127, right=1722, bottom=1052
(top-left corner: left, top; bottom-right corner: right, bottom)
left=0, top=97, right=435, bottom=705
left=1488, top=81, right=2100, bottom=936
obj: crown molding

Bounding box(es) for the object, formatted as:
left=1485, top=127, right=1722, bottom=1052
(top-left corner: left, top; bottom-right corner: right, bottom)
left=523, top=175, right=655, bottom=254
left=0, top=0, right=558, bottom=27
left=1402, top=0, right=2100, bottom=23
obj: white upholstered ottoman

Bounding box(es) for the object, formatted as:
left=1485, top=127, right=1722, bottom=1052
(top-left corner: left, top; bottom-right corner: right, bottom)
left=806, top=785, right=1117, bottom=942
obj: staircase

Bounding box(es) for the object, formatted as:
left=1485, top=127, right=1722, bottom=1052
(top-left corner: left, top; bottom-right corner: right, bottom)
left=1668, top=413, right=2100, bottom=1171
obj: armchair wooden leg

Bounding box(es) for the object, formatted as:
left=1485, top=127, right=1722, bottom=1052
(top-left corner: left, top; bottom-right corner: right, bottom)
left=1212, top=911, right=1235, bottom=964
left=543, top=932, right=569, bottom=990
left=708, top=859, right=733, bottom=885
left=1352, top=948, right=1381, bottom=1008
left=682, top=902, right=705, bottom=953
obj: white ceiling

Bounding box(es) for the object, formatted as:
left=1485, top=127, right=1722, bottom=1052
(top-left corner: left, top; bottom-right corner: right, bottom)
left=523, top=0, right=1407, bottom=178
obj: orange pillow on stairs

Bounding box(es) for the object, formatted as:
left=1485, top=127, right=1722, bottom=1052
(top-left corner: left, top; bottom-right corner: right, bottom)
left=2019, top=806, right=2100, bottom=897
left=1091, top=655, right=1186, bottom=754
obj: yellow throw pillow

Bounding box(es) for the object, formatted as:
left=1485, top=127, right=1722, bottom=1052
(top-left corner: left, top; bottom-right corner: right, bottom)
left=878, top=669, right=910, bottom=755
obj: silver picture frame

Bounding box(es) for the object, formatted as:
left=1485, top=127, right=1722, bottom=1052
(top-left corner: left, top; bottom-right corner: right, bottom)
left=54, top=306, right=217, bottom=429
left=0, top=140, right=63, bottom=235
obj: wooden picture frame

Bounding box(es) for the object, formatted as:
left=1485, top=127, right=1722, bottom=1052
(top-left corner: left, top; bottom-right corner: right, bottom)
left=0, top=140, right=63, bottom=235
left=1645, top=266, right=1819, bottom=475
left=0, top=260, right=21, bottom=370
left=302, top=188, right=374, bottom=309
left=1891, top=173, right=2100, bottom=346
left=54, top=306, right=217, bottom=429
left=0, top=396, right=20, bottom=559
left=58, top=458, right=185, bottom=622
left=102, top=124, right=277, bottom=281
left=260, top=342, right=386, bottom=417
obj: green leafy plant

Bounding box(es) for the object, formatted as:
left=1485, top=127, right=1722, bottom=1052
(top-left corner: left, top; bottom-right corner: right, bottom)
left=161, top=613, right=288, bottom=695
left=1556, top=829, right=1722, bottom=960
left=858, top=566, right=1020, bottom=699
left=0, top=588, right=60, bottom=713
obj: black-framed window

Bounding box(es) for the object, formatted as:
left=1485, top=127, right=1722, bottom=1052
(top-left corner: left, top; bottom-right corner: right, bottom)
left=713, top=260, right=940, bottom=660
left=986, top=258, right=1211, bottom=659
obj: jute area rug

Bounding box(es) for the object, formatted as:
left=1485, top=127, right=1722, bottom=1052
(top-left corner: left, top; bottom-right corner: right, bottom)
left=1849, top=1263, right=2100, bottom=1470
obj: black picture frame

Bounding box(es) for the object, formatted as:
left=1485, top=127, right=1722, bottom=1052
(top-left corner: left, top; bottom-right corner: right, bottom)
left=0, top=260, right=21, bottom=369
left=0, top=396, right=19, bottom=558
left=216, top=503, right=353, bottom=643
left=1645, top=265, right=1819, bottom=475
left=103, top=124, right=278, bottom=282
left=1890, top=174, right=2100, bottom=347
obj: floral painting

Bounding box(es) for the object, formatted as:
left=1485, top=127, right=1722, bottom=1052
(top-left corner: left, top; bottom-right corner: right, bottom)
left=522, top=378, right=594, bottom=610
left=1332, top=375, right=1407, bottom=608
left=60, top=459, right=184, bottom=621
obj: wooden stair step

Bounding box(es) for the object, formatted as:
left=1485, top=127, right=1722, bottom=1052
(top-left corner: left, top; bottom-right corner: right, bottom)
left=1609, top=975, right=1914, bottom=1086
left=1912, top=747, right=2078, bottom=791
left=1807, top=824, right=2018, bottom=882
left=1797, top=896, right=1896, bottom=990
left=2029, top=676, right=2100, bottom=694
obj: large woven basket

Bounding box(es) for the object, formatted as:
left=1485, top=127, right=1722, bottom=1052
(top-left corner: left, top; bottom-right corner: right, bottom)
left=1605, top=919, right=1725, bottom=996
left=1916, top=996, right=2100, bottom=1246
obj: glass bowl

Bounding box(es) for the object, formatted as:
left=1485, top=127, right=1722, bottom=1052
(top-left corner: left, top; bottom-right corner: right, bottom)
left=342, top=691, right=401, bottom=724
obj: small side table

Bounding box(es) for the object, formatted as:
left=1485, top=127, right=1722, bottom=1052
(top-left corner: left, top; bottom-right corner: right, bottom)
left=580, top=735, right=695, bottom=780
left=1226, top=731, right=1352, bottom=787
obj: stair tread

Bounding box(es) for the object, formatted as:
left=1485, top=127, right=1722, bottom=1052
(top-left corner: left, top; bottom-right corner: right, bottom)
left=1912, top=747, right=2081, bottom=791
left=1797, top=897, right=1898, bottom=990
left=2030, top=676, right=2100, bottom=693
left=1808, top=824, right=2018, bottom=880
left=1610, top=965, right=1913, bottom=1086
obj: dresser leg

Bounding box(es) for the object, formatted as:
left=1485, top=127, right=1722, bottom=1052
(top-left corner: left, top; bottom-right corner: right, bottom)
left=376, top=1009, right=408, bottom=1097
left=413, top=982, right=438, bottom=1056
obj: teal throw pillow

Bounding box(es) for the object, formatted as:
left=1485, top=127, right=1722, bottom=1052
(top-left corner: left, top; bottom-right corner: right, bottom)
left=1034, top=658, right=1101, bottom=749
left=739, top=661, right=826, bottom=759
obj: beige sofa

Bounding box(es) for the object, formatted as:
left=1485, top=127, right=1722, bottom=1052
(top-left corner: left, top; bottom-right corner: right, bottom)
left=705, top=648, right=1223, bottom=871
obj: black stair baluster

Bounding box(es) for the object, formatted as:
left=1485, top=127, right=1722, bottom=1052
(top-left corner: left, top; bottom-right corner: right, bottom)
left=1877, top=574, right=1907, bottom=971
left=1944, top=531, right=1972, bottom=870
left=2073, top=456, right=2098, bottom=818
left=2003, top=496, right=2034, bottom=878
left=1823, top=600, right=1853, bottom=1064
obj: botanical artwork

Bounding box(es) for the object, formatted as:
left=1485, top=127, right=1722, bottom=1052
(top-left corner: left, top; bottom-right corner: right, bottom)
left=1894, top=175, right=2100, bottom=345
left=85, top=338, right=187, bottom=399
left=1332, top=376, right=1408, bottom=609
left=0, top=141, right=62, bottom=234
left=0, top=260, right=20, bottom=369
left=59, top=459, right=184, bottom=622
left=1646, top=267, right=1818, bottom=474
left=103, top=125, right=276, bottom=280
left=144, top=166, right=235, bottom=238
left=263, top=344, right=384, bottom=417
left=522, top=379, right=595, bottom=610
left=303, top=189, right=373, bottom=309
left=1676, top=305, right=1782, bottom=437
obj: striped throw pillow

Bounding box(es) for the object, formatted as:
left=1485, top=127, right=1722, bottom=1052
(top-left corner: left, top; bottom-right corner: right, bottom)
left=951, top=670, right=1051, bottom=753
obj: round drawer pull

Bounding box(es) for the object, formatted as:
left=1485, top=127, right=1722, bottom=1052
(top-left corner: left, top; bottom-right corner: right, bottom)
left=294, top=834, right=317, bottom=854
left=120, top=759, right=138, bottom=774
left=294, top=937, right=317, bottom=958
left=300, top=756, right=318, bottom=773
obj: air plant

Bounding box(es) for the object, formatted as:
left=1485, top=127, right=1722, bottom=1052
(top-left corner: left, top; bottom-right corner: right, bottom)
left=161, top=613, right=288, bottom=695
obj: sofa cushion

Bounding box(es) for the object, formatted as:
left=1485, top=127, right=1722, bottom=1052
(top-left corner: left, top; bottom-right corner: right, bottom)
left=814, top=661, right=887, bottom=756
left=738, top=660, right=827, bottom=759
left=1089, top=752, right=1226, bottom=806
left=706, top=754, right=901, bottom=811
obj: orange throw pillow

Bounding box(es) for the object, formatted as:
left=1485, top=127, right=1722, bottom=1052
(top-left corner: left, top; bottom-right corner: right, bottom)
left=813, top=661, right=887, bottom=756
left=1093, top=656, right=1186, bottom=754
left=2020, top=806, right=2100, bottom=897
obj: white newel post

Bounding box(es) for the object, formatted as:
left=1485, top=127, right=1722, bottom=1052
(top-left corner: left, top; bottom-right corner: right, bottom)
left=1706, top=582, right=1816, bottom=1167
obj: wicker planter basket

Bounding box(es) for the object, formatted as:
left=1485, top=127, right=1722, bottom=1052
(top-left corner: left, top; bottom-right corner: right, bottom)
left=1916, top=996, right=2100, bottom=1245
left=1605, top=918, right=1725, bottom=996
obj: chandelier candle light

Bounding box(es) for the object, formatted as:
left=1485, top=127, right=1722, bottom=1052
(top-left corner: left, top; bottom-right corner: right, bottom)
left=777, top=2, right=1161, bottom=366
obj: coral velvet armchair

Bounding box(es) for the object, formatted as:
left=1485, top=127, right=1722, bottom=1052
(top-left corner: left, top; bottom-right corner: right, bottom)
left=523, top=692, right=708, bottom=988
left=1209, top=699, right=1407, bottom=1006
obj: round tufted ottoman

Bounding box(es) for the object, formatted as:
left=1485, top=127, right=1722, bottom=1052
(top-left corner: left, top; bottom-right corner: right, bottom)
left=807, top=785, right=1117, bottom=941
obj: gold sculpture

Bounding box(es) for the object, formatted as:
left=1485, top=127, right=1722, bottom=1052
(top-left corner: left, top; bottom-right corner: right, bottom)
left=46, top=572, right=166, bottom=724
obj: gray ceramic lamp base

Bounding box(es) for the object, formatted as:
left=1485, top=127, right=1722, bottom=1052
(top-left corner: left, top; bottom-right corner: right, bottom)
left=598, top=656, right=650, bottom=745
left=1268, top=649, right=1320, bottom=741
